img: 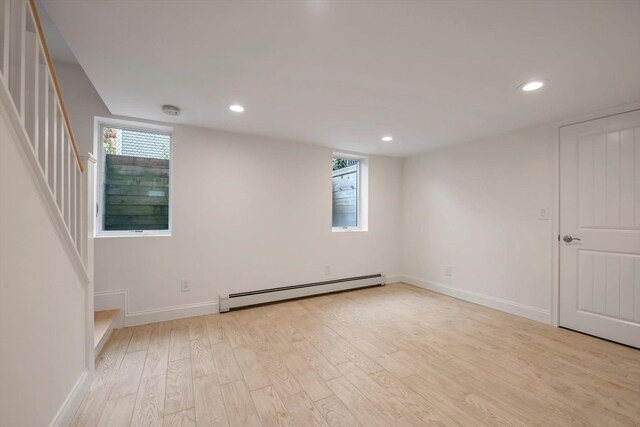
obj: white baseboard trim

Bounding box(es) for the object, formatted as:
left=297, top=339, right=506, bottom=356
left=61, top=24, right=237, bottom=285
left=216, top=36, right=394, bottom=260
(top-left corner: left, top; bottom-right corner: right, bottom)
left=398, top=275, right=551, bottom=324
left=384, top=274, right=404, bottom=284
left=95, top=290, right=219, bottom=327
left=49, top=368, right=91, bottom=427
left=126, top=300, right=220, bottom=326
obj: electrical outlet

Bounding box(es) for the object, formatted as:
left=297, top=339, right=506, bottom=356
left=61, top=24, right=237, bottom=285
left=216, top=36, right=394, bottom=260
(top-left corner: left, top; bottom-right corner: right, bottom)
left=180, top=279, right=191, bottom=292
left=324, top=265, right=331, bottom=275
left=444, top=265, right=452, bottom=276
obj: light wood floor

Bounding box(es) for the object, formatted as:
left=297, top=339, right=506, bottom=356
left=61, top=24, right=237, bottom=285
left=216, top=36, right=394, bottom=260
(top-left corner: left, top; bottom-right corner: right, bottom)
left=72, top=283, right=640, bottom=426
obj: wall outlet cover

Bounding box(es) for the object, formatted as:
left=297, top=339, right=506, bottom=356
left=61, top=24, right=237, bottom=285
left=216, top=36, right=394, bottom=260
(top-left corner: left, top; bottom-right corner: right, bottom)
left=444, top=265, right=452, bottom=276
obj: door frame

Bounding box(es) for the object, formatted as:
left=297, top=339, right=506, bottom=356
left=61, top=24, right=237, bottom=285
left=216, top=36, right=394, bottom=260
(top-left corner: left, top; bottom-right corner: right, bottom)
left=551, top=100, right=640, bottom=327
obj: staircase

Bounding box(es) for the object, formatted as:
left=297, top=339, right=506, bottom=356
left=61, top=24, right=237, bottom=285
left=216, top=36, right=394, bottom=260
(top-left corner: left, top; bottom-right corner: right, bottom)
left=1, top=0, right=96, bottom=361
left=94, top=309, right=120, bottom=357
left=1, top=0, right=90, bottom=260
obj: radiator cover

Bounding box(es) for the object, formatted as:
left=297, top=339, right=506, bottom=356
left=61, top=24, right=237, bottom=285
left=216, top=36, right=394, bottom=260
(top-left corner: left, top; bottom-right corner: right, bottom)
left=219, top=274, right=385, bottom=312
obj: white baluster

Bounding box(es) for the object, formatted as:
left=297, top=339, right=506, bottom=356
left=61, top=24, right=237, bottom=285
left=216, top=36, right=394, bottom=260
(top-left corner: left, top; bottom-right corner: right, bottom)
left=67, top=132, right=71, bottom=226
left=59, top=109, right=64, bottom=216
left=51, top=94, right=56, bottom=198
left=8, top=0, right=25, bottom=119
left=31, top=30, right=37, bottom=155
left=74, top=166, right=80, bottom=249
left=0, top=0, right=9, bottom=80
left=77, top=165, right=83, bottom=258
left=70, top=163, right=75, bottom=244
left=23, top=18, right=36, bottom=151
left=40, top=52, right=47, bottom=177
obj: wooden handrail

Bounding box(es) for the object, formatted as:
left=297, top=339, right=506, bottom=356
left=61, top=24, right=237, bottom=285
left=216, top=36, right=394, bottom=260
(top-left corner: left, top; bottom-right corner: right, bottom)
left=28, top=0, right=84, bottom=172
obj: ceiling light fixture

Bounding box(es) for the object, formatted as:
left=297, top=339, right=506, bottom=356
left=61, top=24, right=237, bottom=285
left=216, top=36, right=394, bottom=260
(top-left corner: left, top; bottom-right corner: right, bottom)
left=381, top=135, right=393, bottom=142
left=162, top=104, right=181, bottom=116
left=229, top=104, right=245, bottom=113
left=520, top=80, right=545, bottom=92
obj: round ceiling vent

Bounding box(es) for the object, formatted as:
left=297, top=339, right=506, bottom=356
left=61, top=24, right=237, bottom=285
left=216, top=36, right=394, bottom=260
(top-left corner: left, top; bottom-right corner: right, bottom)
left=162, top=105, right=181, bottom=116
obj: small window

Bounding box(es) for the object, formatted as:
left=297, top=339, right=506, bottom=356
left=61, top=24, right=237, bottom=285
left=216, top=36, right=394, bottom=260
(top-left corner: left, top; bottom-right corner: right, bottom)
left=332, top=156, right=367, bottom=231
left=97, top=121, right=172, bottom=236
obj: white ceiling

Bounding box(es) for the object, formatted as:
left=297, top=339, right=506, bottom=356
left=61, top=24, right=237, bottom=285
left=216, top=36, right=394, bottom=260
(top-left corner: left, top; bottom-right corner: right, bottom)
left=43, top=0, right=640, bottom=157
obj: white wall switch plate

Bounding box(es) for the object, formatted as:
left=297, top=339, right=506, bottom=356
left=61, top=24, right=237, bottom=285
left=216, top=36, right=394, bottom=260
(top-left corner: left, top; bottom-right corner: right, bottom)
left=538, top=207, right=550, bottom=220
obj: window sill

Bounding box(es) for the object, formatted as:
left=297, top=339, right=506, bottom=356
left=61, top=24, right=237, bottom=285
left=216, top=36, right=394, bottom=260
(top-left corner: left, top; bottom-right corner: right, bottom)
left=95, top=231, right=172, bottom=239
left=332, top=227, right=367, bottom=233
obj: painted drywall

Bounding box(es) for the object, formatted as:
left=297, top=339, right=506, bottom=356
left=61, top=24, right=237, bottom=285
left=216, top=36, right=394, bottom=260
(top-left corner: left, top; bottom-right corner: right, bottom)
left=0, top=101, right=87, bottom=426
left=55, top=61, right=559, bottom=326
left=54, top=61, right=111, bottom=154
left=401, top=125, right=556, bottom=321
left=94, top=126, right=403, bottom=323
left=55, top=64, right=403, bottom=325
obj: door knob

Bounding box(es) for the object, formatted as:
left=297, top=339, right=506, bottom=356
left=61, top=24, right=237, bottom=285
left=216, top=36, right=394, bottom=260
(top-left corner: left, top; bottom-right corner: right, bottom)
left=563, top=235, right=581, bottom=243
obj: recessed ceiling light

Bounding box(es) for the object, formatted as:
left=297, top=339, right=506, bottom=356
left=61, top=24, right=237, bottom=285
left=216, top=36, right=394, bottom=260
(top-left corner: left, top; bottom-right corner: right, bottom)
left=381, top=135, right=393, bottom=142
left=229, top=104, right=245, bottom=113
left=520, top=80, right=545, bottom=92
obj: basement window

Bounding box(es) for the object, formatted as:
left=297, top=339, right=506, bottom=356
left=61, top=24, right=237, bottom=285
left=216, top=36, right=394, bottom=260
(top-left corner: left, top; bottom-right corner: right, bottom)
left=332, top=154, right=368, bottom=232
left=96, top=119, right=172, bottom=237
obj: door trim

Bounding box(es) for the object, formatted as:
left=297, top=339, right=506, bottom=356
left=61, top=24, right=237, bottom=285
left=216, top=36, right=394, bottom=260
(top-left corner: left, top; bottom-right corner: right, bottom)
left=552, top=100, right=640, bottom=327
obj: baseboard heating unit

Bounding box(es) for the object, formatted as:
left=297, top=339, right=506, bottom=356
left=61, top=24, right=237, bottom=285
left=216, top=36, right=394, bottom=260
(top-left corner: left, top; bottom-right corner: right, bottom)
left=219, top=274, right=385, bottom=312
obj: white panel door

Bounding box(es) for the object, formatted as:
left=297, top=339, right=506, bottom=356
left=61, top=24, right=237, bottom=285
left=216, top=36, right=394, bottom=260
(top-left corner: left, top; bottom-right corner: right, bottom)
left=560, top=109, right=640, bottom=348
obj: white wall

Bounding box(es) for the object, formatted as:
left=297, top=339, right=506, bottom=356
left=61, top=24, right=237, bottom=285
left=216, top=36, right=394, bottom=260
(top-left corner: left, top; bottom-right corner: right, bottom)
left=0, top=99, right=87, bottom=426
left=401, top=125, right=556, bottom=322
left=55, top=62, right=563, bottom=326
left=55, top=64, right=403, bottom=325
left=95, top=127, right=403, bottom=324
left=55, top=61, right=111, bottom=154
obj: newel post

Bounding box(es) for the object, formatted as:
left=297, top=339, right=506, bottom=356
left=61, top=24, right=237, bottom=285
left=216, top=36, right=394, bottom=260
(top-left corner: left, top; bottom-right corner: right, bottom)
left=81, top=152, right=96, bottom=372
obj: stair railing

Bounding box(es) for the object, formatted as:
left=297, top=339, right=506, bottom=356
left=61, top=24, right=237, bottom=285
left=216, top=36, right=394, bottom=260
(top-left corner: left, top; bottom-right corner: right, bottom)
left=0, top=0, right=90, bottom=279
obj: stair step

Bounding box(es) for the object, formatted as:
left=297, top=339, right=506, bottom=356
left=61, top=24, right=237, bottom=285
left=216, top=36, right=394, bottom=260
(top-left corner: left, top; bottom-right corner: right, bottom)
left=94, top=309, right=120, bottom=357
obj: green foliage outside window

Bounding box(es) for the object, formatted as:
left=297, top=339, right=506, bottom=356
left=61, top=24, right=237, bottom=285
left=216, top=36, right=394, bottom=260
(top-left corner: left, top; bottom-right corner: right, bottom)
left=332, top=158, right=348, bottom=171
left=104, top=128, right=117, bottom=154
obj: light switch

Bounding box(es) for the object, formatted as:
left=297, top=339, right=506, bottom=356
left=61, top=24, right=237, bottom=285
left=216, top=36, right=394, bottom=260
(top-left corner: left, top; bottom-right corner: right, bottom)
left=538, top=207, right=549, bottom=220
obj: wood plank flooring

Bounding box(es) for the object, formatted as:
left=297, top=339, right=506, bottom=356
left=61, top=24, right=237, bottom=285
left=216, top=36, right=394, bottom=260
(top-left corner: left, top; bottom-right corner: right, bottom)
left=72, top=283, right=640, bottom=426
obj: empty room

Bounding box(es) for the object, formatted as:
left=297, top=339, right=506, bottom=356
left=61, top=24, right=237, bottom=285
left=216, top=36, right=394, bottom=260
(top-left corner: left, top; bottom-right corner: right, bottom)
left=1, top=0, right=640, bottom=426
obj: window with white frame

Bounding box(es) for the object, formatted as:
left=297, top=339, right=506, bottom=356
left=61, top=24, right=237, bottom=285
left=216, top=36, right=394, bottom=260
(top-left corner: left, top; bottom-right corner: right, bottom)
left=332, top=155, right=367, bottom=231
left=97, top=120, right=172, bottom=236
